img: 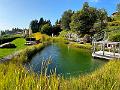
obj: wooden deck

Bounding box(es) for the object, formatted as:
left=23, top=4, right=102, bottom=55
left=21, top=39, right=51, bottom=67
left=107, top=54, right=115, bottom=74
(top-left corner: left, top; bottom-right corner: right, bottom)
left=92, top=51, right=120, bottom=60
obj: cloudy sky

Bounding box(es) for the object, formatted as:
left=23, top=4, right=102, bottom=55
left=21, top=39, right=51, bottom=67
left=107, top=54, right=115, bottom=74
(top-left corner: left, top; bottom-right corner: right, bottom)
left=0, top=0, right=119, bottom=30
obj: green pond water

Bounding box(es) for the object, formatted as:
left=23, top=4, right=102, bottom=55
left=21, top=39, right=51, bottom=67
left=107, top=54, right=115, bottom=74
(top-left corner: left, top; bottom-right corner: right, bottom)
left=27, top=43, right=106, bottom=77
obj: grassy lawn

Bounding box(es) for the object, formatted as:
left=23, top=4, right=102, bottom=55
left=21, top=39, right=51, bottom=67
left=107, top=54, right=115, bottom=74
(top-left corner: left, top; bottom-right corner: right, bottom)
left=70, top=42, right=92, bottom=50
left=0, top=38, right=27, bottom=58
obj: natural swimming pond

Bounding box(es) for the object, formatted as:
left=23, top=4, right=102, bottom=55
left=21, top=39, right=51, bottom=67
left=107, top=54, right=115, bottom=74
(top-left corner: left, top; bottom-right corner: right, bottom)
left=27, top=43, right=106, bottom=77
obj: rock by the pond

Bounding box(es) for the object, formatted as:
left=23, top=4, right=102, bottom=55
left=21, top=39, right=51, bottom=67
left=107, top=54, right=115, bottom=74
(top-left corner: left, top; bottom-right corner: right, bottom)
left=0, top=42, right=16, bottom=48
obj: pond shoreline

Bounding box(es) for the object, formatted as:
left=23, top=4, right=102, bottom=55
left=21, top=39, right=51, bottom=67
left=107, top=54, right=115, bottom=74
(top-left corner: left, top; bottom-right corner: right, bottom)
left=12, top=42, right=51, bottom=63
left=27, top=42, right=105, bottom=77
left=0, top=42, right=51, bottom=63
left=0, top=39, right=119, bottom=90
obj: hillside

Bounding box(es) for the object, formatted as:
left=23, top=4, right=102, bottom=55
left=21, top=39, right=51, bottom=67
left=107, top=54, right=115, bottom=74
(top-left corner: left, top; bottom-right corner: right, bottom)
left=106, top=12, right=120, bottom=41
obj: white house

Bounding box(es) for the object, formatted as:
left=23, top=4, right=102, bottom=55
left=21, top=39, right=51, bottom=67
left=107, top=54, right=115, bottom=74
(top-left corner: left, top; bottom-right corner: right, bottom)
left=23, top=29, right=32, bottom=37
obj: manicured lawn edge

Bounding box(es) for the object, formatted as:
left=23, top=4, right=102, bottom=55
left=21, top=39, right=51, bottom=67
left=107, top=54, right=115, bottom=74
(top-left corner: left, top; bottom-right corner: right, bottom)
left=69, top=43, right=92, bottom=50
left=0, top=38, right=27, bottom=59
left=52, top=37, right=92, bottom=50
left=11, top=42, right=50, bottom=63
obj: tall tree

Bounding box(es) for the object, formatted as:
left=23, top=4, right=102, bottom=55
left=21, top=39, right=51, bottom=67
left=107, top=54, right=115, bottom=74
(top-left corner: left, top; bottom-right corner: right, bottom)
left=52, top=25, right=62, bottom=36
left=97, top=9, right=108, bottom=30
left=61, top=9, right=74, bottom=30
left=55, top=19, right=59, bottom=26
left=70, top=11, right=82, bottom=32
left=29, top=20, right=39, bottom=33
left=41, top=24, right=52, bottom=35
left=70, top=2, right=98, bottom=35
left=38, top=18, right=44, bottom=32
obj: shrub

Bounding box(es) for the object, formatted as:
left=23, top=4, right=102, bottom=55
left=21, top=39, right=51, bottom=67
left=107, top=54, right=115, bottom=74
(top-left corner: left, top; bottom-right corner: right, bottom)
left=0, top=36, right=20, bottom=45
left=70, top=43, right=92, bottom=49
left=108, top=21, right=120, bottom=26
left=109, top=34, right=120, bottom=42
left=83, top=34, right=91, bottom=43
left=59, top=30, right=68, bottom=37
left=41, top=24, right=52, bottom=36
left=11, top=43, right=45, bottom=63
left=0, top=43, right=16, bottom=48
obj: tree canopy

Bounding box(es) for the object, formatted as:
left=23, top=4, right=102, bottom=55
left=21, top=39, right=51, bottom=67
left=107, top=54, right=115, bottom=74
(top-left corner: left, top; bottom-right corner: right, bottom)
left=29, top=2, right=109, bottom=37
left=60, top=9, right=74, bottom=30
left=41, top=24, right=52, bottom=35
left=70, top=2, right=98, bottom=35
left=30, top=18, right=52, bottom=35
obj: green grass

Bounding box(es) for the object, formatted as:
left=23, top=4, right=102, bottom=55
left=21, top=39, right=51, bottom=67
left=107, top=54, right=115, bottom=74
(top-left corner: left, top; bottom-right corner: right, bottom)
left=70, top=43, right=92, bottom=50
left=11, top=38, right=26, bottom=49
left=52, top=37, right=69, bottom=44
left=0, top=59, right=120, bottom=90
left=113, top=14, right=120, bottom=21
left=12, top=43, right=45, bottom=63
left=0, top=38, right=26, bottom=58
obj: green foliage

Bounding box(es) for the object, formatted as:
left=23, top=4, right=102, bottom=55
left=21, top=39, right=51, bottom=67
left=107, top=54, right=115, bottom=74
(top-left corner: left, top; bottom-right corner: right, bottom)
left=1, top=38, right=120, bottom=90
left=30, top=18, right=52, bottom=34
left=61, top=9, right=74, bottom=30
left=112, top=13, right=120, bottom=21
left=70, top=11, right=81, bottom=32
left=70, top=43, right=92, bottom=49
left=38, top=17, right=44, bottom=31
left=29, top=20, right=39, bottom=33
left=109, top=33, right=120, bottom=42
left=81, top=2, right=98, bottom=34
left=52, top=25, right=62, bottom=36
left=70, top=2, right=108, bottom=36
left=11, top=38, right=26, bottom=49
left=29, top=18, right=61, bottom=36
left=41, top=24, right=52, bottom=36
left=108, top=21, right=120, bottom=26
left=1, top=54, right=120, bottom=89
left=92, top=9, right=108, bottom=34
left=0, top=38, right=26, bottom=58
left=52, top=37, right=69, bottom=44
left=0, top=62, right=60, bottom=90
left=55, top=19, right=61, bottom=26
left=12, top=43, right=44, bottom=63
left=83, top=34, right=91, bottom=43
left=0, top=35, right=21, bottom=44
left=59, top=30, right=76, bottom=37
left=2, top=2, right=120, bottom=90
left=41, top=34, right=52, bottom=43
left=59, top=30, right=68, bottom=37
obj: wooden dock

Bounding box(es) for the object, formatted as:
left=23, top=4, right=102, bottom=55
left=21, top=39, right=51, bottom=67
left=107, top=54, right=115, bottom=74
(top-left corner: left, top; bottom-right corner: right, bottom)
left=92, top=51, right=120, bottom=60
left=92, top=40, right=120, bottom=60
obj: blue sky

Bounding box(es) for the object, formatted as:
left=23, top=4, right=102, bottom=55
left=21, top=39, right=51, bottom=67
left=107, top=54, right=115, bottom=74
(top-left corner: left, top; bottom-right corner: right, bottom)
left=0, top=0, right=120, bottom=30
